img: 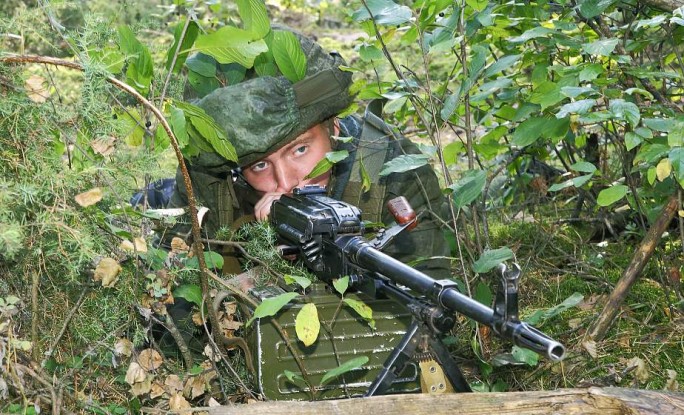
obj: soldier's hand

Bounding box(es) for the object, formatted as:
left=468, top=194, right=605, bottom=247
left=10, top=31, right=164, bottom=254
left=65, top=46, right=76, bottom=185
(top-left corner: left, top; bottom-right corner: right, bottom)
left=253, top=191, right=286, bottom=221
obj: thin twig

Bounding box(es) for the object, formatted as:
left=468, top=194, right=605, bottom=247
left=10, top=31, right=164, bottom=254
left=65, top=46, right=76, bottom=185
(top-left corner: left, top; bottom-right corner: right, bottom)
left=45, top=285, right=90, bottom=359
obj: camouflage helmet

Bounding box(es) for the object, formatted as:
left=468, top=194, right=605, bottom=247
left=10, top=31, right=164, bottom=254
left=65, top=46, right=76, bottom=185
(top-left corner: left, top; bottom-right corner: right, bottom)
left=195, top=28, right=353, bottom=167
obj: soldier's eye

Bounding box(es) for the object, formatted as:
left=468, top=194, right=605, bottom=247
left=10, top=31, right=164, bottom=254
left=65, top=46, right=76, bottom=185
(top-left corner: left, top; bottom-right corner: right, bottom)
left=294, top=145, right=308, bottom=155
left=250, top=161, right=268, bottom=172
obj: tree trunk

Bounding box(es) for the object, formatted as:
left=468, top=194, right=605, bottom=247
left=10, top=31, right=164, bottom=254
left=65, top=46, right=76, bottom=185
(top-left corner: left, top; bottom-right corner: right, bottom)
left=202, top=388, right=684, bottom=415
left=587, top=196, right=679, bottom=341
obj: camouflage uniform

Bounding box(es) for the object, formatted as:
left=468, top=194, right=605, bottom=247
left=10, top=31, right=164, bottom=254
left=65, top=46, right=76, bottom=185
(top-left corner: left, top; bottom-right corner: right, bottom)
left=164, top=29, right=451, bottom=279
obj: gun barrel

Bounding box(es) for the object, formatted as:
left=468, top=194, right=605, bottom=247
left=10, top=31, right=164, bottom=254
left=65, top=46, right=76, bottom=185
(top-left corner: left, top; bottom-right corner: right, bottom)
left=346, top=238, right=565, bottom=361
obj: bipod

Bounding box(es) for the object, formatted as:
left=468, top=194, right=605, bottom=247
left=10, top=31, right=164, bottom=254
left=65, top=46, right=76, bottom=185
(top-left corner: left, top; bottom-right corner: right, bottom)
left=364, top=283, right=471, bottom=396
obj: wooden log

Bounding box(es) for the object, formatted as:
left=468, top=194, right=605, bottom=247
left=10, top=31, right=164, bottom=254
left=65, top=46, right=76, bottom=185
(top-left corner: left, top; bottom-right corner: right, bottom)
left=197, top=388, right=684, bottom=415
left=587, top=196, right=679, bottom=341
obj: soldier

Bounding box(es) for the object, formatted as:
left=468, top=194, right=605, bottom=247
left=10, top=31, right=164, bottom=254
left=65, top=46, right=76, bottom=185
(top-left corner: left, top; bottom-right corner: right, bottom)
left=164, top=28, right=451, bottom=280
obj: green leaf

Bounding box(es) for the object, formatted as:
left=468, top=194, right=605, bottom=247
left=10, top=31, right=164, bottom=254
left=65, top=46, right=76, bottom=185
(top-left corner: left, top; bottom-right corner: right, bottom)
left=320, top=356, right=369, bottom=385
left=643, top=118, right=676, bottom=132
left=246, top=292, right=299, bottom=326
left=448, top=169, right=487, bottom=210
left=596, top=184, right=629, bottom=207
left=670, top=148, right=684, bottom=181
left=509, top=26, right=554, bottom=43
left=283, top=274, right=312, bottom=290
left=572, top=173, right=594, bottom=188
left=295, top=303, right=320, bottom=346
left=483, top=54, right=521, bottom=78
left=529, top=81, right=565, bottom=110
left=173, top=100, right=238, bottom=161
left=168, top=106, right=189, bottom=148
left=166, top=18, right=199, bottom=74
left=511, top=346, right=539, bottom=366
left=571, top=162, right=597, bottom=173
left=343, top=298, right=375, bottom=329
left=194, top=26, right=268, bottom=68
left=305, top=150, right=349, bottom=179
left=236, top=0, right=270, bottom=38
left=512, top=117, right=547, bottom=147
left=117, top=26, right=153, bottom=95
left=472, top=247, right=514, bottom=274
left=634, top=144, right=669, bottom=164
left=333, top=276, right=350, bottom=296
left=272, top=30, right=307, bottom=83
left=173, top=284, right=203, bottom=308
left=582, top=38, right=619, bottom=56
left=474, top=281, right=493, bottom=307
left=359, top=44, right=384, bottom=61
left=625, top=132, right=643, bottom=151
left=668, top=128, right=684, bottom=147
left=443, top=140, right=465, bottom=165
left=560, top=86, right=597, bottom=99
left=185, top=251, right=224, bottom=270
left=548, top=178, right=575, bottom=192
left=609, top=99, right=640, bottom=128
left=351, top=0, right=412, bottom=26
left=359, top=159, right=371, bottom=193
left=186, top=54, right=220, bottom=77
left=525, top=292, right=584, bottom=325
left=579, top=63, right=604, bottom=82
left=283, top=370, right=304, bottom=383
left=379, top=154, right=430, bottom=176
left=579, top=0, right=618, bottom=19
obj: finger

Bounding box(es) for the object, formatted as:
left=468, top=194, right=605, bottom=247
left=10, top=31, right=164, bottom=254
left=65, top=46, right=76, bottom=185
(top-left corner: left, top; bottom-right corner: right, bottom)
left=254, top=192, right=284, bottom=221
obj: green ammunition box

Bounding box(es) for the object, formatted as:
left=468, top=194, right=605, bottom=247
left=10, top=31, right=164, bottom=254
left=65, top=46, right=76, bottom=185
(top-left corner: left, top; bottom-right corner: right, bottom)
left=245, top=282, right=420, bottom=400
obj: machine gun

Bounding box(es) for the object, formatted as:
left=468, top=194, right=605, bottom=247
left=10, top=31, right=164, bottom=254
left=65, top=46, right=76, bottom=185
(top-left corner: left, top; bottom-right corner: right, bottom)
left=270, top=185, right=565, bottom=396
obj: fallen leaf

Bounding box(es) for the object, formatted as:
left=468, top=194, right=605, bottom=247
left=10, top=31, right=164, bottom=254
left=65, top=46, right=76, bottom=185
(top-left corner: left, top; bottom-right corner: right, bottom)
left=627, top=357, right=650, bottom=383
left=150, top=381, right=165, bottom=399
left=90, top=136, right=116, bottom=156
left=125, top=362, right=146, bottom=385
left=164, top=374, right=183, bottom=394
left=568, top=318, right=582, bottom=329
left=137, top=348, right=163, bottom=371
left=119, top=240, right=135, bottom=251
left=169, top=393, right=191, bottom=410
left=130, top=375, right=153, bottom=396
left=94, top=258, right=121, bottom=288
left=208, top=398, right=221, bottom=407
left=582, top=340, right=598, bottom=358
left=189, top=375, right=206, bottom=399
left=171, top=237, right=190, bottom=253
left=75, top=187, right=103, bottom=207
left=203, top=344, right=221, bottom=362
left=114, top=338, right=133, bottom=357
left=25, top=74, right=49, bottom=103
left=134, top=237, right=147, bottom=253
left=665, top=369, right=679, bottom=391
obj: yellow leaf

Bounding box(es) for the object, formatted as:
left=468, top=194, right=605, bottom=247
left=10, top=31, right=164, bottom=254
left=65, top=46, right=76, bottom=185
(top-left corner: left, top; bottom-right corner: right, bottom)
left=125, top=362, right=146, bottom=385
left=137, top=348, right=163, bottom=371
left=25, top=74, right=49, bottom=103
left=94, top=257, right=121, bottom=288
left=295, top=303, right=320, bottom=347
left=133, top=237, right=147, bottom=253
left=656, top=158, right=672, bottom=182
left=114, top=338, right=133, bottom=357
left=665, top=369, right=679, bottom=391
left=75, top=187, right=103, bottom=207
left=679, top=210, right=684, bottom=218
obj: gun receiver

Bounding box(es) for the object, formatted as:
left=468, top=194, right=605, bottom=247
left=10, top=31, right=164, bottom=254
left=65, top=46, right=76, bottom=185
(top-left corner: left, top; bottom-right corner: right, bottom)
left=270, top=186, right=565, bottom=368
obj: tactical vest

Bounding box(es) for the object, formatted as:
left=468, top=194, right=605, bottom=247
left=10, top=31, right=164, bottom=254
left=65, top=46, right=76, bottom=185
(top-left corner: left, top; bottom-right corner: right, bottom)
left=337, top=100, right=393, bottom=224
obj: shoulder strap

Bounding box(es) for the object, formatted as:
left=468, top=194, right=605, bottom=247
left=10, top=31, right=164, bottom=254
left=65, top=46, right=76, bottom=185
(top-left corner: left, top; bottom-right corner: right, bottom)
left=341, top=100, right=393, bottom=223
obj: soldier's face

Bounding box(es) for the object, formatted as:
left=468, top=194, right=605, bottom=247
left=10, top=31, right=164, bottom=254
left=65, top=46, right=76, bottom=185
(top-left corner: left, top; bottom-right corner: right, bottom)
left=242, top=123, right=333, bottom=194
